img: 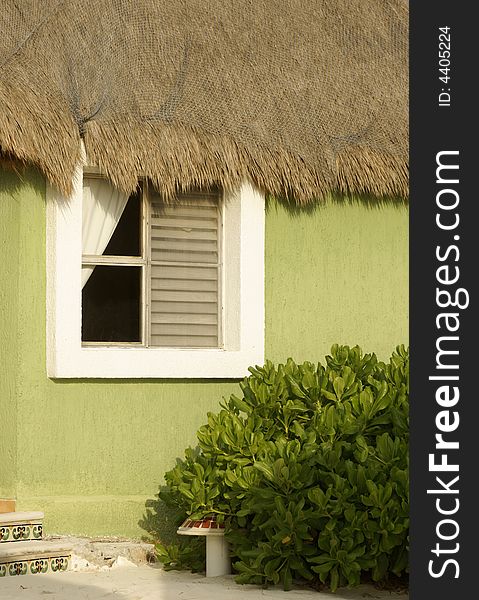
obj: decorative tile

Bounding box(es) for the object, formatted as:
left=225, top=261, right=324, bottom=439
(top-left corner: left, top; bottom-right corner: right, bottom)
left=0, top=555, right=69, bottom=577
left=0, top=522, right=43, bottom=543
left=50, top=556, right=69, bottom=572
left=32, top=525, right=43, bottom=539
left=29, top=558, right=49, bottom=574
left=8, top=561, right=28, bottom=576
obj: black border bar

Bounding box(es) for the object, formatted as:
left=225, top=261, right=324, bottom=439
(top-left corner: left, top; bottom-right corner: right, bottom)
left=410, top=3, right=477, bottom=597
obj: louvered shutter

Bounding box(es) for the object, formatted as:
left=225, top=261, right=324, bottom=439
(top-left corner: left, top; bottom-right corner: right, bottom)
left=149, top=190, right=221, bottom=347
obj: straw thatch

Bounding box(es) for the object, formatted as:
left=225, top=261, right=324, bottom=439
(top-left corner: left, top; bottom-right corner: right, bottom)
left=0, top=1, right=408, bottom=202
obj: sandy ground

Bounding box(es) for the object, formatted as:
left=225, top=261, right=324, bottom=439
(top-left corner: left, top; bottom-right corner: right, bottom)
left=0, top=565, right=408, bottom=600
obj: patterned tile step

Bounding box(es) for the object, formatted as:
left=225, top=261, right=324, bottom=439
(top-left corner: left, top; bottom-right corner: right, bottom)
left=0, top=541, right=71, bottom=577
left=0, top=512, right=44, bottom=543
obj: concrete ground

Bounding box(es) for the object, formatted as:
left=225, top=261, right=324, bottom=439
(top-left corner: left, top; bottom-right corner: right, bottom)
left=0, top=565, right=408, bottom=600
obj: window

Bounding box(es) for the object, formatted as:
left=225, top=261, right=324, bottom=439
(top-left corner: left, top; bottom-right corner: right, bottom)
left=47, top=164, right=265, bottom=378
left=81, top=177, right=223, bottom=348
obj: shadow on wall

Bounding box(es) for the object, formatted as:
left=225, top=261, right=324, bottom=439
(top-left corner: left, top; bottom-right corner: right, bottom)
left=139, top=485, right=182, bottom=545
left=0, top=163, right=44, bottom=195
left=266, top=191, right=407, bottom=218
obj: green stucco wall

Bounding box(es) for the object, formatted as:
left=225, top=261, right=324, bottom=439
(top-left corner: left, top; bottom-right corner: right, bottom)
left=0, top=172, right=20, bottom=499
left=265, top=197, right=409, bottom=362
left=0, top=168, right=408, bottom=538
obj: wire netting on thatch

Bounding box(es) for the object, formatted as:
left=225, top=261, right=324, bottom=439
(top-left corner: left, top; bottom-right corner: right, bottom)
left=0, top=0, right=408, bottom=202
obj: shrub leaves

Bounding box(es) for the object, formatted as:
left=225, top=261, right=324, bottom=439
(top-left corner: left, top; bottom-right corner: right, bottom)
left=157, top=345, right=409, bottom=592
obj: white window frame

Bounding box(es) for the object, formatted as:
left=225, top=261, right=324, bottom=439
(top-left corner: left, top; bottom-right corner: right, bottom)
left=46, top=162, right=265, bottom=378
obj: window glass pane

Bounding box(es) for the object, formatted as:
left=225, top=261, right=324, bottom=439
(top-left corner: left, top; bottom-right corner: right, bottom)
left=82, top=177, right=141, bottom=257
left=82, top=266, right=141, bottom=343
left=103, top=191, right=141, bottom=256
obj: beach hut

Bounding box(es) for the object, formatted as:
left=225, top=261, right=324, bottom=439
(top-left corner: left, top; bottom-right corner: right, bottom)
left=0, top=0, right=408, bottom=559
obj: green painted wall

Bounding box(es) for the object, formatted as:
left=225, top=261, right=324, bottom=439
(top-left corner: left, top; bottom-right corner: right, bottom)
left=0, top=168, right=408, bottom=538
left=265, top=198, right=409, bottom=362
left=0, top=171, right=20, bottom=499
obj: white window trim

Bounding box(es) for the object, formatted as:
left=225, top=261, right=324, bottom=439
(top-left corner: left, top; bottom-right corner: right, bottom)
left=46, top=162, right=265, bottom=378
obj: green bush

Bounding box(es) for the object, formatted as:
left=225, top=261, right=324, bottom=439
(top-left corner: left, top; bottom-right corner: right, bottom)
left=158, top=345, right=409, bottom=591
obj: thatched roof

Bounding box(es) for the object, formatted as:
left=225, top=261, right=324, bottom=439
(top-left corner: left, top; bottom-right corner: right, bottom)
left=0, top=1, right=408, bottom=202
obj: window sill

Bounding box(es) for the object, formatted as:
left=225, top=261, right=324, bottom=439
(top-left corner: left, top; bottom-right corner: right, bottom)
left=48, top=346, right=264, bottom=379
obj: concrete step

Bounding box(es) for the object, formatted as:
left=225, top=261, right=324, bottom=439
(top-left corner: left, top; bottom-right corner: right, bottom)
left=0, top=540, right=71, bottom=577
left=0, top=511, right=44, bottom=543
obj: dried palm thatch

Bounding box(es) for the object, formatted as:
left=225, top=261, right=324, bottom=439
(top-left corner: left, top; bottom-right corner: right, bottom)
left=0, top=0, right=408, bottom=202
